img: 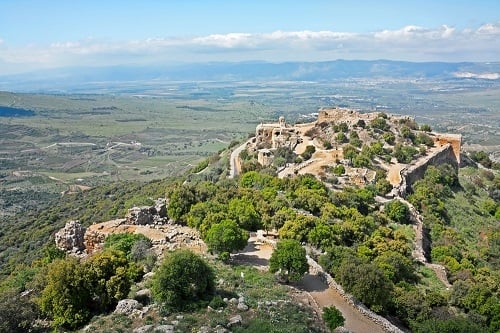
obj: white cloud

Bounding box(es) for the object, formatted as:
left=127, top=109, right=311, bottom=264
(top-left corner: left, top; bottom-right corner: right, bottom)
left=476, top=23, right=500, bottom=35
left=0, top=23, right=499, bottom=74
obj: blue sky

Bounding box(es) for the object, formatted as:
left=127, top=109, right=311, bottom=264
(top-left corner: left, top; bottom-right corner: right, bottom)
left=1, top=0, right=499, bottom=74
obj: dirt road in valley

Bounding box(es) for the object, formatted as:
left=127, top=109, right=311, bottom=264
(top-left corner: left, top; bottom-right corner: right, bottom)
left=234, top=236, right=389, bottom=333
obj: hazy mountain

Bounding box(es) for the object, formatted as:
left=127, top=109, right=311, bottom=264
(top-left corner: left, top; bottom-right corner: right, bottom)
left=1, top=60, right=499, bottom=92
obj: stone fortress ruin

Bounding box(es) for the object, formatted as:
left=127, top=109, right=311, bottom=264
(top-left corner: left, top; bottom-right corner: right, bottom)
left=245, top=107, right=462, bottom=193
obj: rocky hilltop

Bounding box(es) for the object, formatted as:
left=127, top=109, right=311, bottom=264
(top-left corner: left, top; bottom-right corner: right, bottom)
left=238, top=107, right=461, bottom=196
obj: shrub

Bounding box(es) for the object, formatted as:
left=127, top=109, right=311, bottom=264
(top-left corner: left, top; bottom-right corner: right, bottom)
left=301, top=145, right=316, bottom=161
left=269, top=239, right=308, bottom=283
left=151, top=249, right=215, bottom=312
left=322, top=306, right=345, bottom=331
left=104, top=233, right=152, bottom=259
left=205, top=219, right=249, bottom=259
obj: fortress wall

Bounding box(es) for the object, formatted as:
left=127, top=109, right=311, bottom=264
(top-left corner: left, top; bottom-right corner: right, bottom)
left=434, top=133, right=462, bottom=164
left=398, top=144, right=458, bottom=196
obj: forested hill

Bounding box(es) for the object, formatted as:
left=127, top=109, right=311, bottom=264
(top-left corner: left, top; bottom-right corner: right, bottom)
left=0, top=119, right=498, bottom=332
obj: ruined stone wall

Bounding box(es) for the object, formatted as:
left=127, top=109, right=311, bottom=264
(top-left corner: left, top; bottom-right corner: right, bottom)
left=434, top=133, right=462, bottom=164
left=398, top=144, right=458, bottom=196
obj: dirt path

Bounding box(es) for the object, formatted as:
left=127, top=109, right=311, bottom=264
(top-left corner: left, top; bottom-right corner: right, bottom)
left=299, top=274, right=388, bottom=333
left=234, top=235, right=390, bottom=333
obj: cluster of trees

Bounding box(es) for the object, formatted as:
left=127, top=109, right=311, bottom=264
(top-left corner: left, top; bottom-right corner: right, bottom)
left=470, top=150, right=500, bottom=170
left=166, top=164, right=497, bottom=331
left=0, top=233, right=150, bottom=331
left=407, top=164, right=499, bottom=331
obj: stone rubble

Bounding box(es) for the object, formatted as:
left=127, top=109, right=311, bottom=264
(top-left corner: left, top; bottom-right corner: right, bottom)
left=54, top=220, right=86, bottom=253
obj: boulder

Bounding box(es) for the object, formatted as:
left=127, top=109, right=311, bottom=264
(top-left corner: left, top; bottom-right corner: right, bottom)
left=126, top=206, right=156, bottom=225
left=55, top=220, right=86, bottom=253
left=155, top=325, right=174, bottom=333
left=155, top=198, right=168, bottom=218
left=237, top=302, right=249, bottom=311
left=133, top=325, right=154, bottom=333
left=134, top=288, right=151, bottom=304
left=114, top=299, right=142, bottom=315
left=228, top=314, right=242, bottom=327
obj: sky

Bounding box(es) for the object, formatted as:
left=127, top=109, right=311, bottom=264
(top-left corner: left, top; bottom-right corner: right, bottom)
left=0, top=0, right=499, bottom=74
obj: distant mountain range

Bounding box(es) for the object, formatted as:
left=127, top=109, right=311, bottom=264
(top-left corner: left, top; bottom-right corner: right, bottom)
left=1, top=60, right=499, bottom=92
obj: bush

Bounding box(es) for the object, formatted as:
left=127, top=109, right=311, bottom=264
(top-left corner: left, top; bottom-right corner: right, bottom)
left=0, top=290, right=39, bottom=332
left=205, top=219, right=249, bottom=258
left=104, top=233, right=152, bottom=259
left=39, top=250, right=142, bottom=329
left=385, top=200, right=410, bottom=223
left=208, top=295, right=226, bottom=309
left=332, top=164, right=345, bottom=176
left=322, top=306, right=345, bottom=331
left=269, top=239, right=308, bottom=283
left=151, top=249, right=215, bottom=312
left=301, top=145, right=316, bottom=161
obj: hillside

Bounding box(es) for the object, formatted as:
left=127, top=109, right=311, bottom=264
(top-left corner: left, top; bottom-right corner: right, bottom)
left=0, top=108, right=498, bottom=332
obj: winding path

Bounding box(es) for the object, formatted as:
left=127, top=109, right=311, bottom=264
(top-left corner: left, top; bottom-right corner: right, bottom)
left=398, top=197, right=452, bottom=289
left=229, top=140, right=251, bottom=178
left=234, top=236, right=393, bottom=333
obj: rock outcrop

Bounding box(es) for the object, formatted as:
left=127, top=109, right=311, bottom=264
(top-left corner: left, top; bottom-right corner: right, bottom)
left=126, top=198, right=168, bottom=225
left=55, top=220, right=86, bottom=253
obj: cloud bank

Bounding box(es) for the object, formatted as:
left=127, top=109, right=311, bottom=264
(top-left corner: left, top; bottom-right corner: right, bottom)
left=1, top=23, right=499, bottom=74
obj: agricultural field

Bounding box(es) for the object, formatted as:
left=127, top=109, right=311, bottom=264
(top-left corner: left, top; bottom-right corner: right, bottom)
left=1, top=77, right=499, bottom=216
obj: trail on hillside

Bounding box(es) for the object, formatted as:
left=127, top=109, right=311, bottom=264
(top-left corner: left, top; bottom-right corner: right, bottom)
left=398, top=197, right=452, bottom=289
left=234, top=236, right=390, bottom=333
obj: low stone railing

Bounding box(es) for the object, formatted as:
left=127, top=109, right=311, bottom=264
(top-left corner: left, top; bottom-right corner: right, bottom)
left=307, top=256, right=407, bottom=333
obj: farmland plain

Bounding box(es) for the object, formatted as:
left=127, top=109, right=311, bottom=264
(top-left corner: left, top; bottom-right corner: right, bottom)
left=0, top=77, right=499, bottom=215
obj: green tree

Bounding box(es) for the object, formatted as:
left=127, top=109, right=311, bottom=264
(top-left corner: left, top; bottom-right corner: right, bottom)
left=394, top=144, right=418, bottom=163
left=370, top=117, right=388, bottom=131
left=0, top=290, right=39, bottom=333
left=228, top=197, right=261, bottom=230
left=349, top=131, right=362, bottom=147
left=382, top=132, right=396, bottom=145
left=332, top=164, right=345, bottom=176
left=104, top=233, right=152, bottom=258
left=385, top=200, right=410, bottom=224
left=269, top=239, right=308, bottom=283
left=167, top=185, right=197, bottom=221
left=376, top=178, right=393, bottom=195
left=83, top=249, right=141, bottom=312
left=151, top=249, right=215, bottom=312
left=301, top=145, right=316, bottom=160
left=322, top=306, right=345, bottom=332
left=39, top=257, right=91, bottom=329
left=374, top=251, right=415, bottom=283
left=205, top=219, right=249, bottom=259
left=336, top=132, right=348, bottom=144
left=336, top=261, right=393, bottom=313
left=420, top=124, right=432, bottom=132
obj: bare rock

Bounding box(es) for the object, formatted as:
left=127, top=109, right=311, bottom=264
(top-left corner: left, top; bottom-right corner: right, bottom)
left=55, top=220, right=86, bottom=253
left=198, top=326, right=211, bottom=333
left=237, top=302, right=249, bottom=311
left=115, top=299, right=142, bottom=315
left=84, top=229, right=106, bottom=254
left=228, top=314, right=242, bottom=327
left=133, top=325, right=154, bottom=333
left=134, top=289, right=151, bottom=304
left=126, top=206, right=155, bottom=225
left=155, top=198, right=168, bottom=218
left=155, top=325, right=174, bottom=333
